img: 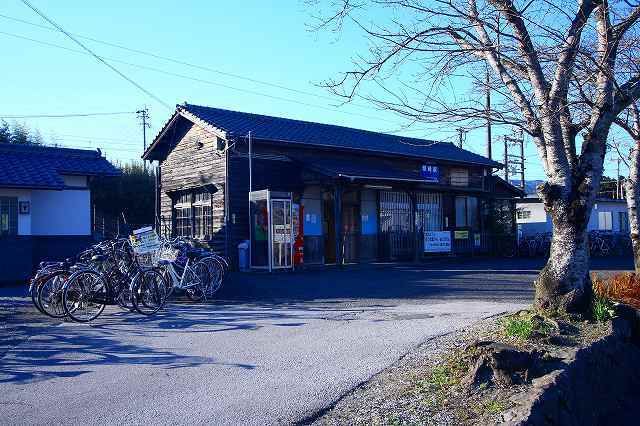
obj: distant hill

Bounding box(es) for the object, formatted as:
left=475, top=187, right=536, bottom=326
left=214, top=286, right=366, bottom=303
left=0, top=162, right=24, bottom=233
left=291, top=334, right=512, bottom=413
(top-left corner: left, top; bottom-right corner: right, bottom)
left=510, top=179, right=544, bottom=196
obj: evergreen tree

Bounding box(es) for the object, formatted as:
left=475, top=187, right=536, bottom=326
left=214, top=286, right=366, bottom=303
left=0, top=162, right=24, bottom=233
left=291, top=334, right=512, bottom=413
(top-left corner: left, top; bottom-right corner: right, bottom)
left=0, top=121, right=10, bottom=144
left=30, top=129, right=44, bottom=145
left=10, top=123, right=30, bottom=144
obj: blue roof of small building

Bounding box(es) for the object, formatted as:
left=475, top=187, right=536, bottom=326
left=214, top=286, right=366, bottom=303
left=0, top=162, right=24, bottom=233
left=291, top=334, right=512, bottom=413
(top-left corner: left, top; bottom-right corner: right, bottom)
left=0, top=143, right=120, bottom=190
left=145, top=104, right=502, bottom=168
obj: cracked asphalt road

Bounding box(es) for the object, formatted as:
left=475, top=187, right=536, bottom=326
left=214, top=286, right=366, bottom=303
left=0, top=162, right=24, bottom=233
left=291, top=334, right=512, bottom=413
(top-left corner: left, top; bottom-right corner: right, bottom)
left=1, top=258, right=606, bottom=425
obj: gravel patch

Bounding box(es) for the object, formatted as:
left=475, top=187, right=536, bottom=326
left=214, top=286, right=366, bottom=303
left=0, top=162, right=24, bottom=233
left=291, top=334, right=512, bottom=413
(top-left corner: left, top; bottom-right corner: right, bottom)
left=312, top=312, right=610, bottom=426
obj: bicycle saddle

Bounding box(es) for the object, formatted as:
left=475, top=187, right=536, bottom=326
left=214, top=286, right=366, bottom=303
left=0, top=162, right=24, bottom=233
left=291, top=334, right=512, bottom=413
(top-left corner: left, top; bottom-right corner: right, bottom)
left=91, top=254, right=108, bottom=262
left=185, top=251, right=200, bottom=260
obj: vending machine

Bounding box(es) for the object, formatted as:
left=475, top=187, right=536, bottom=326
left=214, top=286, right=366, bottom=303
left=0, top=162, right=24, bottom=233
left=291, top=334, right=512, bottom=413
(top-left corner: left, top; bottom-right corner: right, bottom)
left=249, top=190, right=294, bottom=271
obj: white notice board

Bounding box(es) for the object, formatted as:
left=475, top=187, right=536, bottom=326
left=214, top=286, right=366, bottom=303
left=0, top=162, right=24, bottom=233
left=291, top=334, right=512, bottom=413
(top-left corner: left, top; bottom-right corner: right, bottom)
left=424, top=231, right=451, bottom=253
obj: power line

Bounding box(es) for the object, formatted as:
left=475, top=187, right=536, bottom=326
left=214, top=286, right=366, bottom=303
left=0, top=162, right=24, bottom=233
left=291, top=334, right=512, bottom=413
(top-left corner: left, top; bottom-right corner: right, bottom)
left=0, top=111, right=136, bottom=119
left=0, top=12, right=380, bottom=113
left=0, top=29, right=401, bottom=126
left=19, top=0, right=170, bottom=109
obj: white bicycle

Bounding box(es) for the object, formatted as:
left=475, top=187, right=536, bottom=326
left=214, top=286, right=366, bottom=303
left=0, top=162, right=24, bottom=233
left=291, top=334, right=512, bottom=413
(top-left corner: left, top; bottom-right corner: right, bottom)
left=158, top=251, right=211, bottom=301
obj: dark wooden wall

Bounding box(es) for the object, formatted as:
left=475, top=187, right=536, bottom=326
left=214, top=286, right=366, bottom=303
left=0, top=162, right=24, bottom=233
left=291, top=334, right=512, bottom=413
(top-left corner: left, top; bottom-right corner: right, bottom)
left=227, top=145, right=305, bottom=264
left=158, top=121, right=226, bottom=252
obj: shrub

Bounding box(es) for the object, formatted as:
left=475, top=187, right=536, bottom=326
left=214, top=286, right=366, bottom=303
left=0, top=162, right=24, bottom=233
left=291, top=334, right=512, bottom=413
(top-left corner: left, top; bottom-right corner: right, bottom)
left=592, top=272, right=640, bottom=309
left=592, top=295, right=615, bottom=322
left=503, top=316, right=534, bottom=340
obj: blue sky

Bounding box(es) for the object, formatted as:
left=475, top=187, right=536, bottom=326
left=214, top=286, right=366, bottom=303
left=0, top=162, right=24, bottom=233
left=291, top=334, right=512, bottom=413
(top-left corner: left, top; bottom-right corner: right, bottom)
left=0, top=1, right=627, bottom=180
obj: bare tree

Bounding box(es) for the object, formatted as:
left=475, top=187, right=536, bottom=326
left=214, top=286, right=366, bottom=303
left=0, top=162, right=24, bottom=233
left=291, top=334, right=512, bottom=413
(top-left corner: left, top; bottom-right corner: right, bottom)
left=310, top=0, right=640, bottom=314
left=613, top=103, right=640, bottom=271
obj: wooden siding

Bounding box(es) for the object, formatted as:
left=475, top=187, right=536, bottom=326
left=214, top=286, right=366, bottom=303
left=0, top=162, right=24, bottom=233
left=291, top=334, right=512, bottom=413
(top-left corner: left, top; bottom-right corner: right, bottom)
left=227, top=146, right=305, bottom=263
left=158, top=122, right=226, bottom=252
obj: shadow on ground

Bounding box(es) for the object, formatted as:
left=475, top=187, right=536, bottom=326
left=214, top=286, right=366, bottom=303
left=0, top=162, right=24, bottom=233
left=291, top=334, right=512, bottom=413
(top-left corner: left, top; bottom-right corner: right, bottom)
left=0, top=257, right=631, bottom=386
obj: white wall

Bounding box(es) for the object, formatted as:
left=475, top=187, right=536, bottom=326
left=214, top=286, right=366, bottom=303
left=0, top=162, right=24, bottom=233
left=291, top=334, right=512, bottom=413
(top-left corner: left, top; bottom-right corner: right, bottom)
left=590, top=201, right=629, bottom=232
left=62, top=175, right=88, bottom=188
left=31, top=189, right=91, bottom=236
left=516, top=202, right=548, bottom=223
left=0, top=188, right=31, bottom=235
left=517, top=200, right=630, bottom=236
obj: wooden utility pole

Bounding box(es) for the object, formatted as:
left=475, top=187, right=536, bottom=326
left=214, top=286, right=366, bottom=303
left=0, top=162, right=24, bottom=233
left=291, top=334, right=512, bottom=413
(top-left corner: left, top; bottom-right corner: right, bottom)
left=137, top=107, right=150, bottom=169
left=457, top=128, right=466, bottom=148
left=504, top=130, right=525, bottom=189
left=486, top=69, right=492, bottom=160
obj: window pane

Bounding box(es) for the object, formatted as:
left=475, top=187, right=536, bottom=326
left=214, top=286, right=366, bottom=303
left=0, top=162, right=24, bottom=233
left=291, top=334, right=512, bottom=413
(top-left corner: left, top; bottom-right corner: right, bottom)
left=0, top=197, right=18, bottom=236
left=455, top=197, right=467, bottom=227
left=467, top=196, right=478, bottom=228
left=598, top=211, right=612, bottom=231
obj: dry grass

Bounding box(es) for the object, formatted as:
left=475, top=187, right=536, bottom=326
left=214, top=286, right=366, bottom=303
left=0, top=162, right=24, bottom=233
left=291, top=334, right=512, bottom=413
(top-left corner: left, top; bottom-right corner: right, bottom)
left=592, top=272, right=640, bottom=309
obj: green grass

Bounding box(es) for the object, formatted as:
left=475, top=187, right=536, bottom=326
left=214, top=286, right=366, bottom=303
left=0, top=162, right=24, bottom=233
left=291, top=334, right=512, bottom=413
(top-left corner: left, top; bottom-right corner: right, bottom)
left=592, top=295, right=615, bottom=322
left=482, top=400, right=509, bottom=414
left=502, top=316, right=534, bottom=340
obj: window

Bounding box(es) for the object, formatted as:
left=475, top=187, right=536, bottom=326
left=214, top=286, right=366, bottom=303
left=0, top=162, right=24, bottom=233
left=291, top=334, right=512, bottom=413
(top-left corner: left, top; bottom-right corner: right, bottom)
left=193, top=190, right=213, bottom=239
left=517, top=209, right=532, bottom=220
left=450, top=168, right=469, bottom=186
left=173, top=189, right=215, bottom=239
left=598, top=211, right=612, bottom=231
left=0, top=197, right=18, bottom=237
left=619, top=211, right=629, bottom=233
left=455, top=196, right=478, bottom=228
left=174, top=193, right=192, bottom=237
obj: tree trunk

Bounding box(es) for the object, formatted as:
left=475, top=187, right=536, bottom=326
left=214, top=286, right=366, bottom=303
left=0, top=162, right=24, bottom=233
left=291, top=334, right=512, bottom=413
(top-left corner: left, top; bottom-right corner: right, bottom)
left=534, top=195, right=592, bottom=315
left=624, top=178, right=640, bottom=274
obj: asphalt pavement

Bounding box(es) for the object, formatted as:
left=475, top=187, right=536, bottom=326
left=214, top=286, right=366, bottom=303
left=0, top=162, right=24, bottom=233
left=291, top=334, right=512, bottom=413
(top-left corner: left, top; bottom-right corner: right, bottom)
left=0, top=257, right=629, bottom=425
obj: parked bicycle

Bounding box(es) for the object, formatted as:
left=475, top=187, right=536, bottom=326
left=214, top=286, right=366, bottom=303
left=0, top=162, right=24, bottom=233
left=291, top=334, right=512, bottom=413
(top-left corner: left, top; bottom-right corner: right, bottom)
left=28, top=231, right=230, bottom=322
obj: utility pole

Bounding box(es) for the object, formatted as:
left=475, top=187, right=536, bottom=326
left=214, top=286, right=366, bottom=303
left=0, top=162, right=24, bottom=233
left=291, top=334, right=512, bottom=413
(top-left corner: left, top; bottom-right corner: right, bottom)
left=504, top=130, right=525, bottom=189
left=504, top=136, right=509, bottom=182
left=137, top=107, right=150, bottom=169
left=486, top=69, right=492, bottom=161
left=457, top=128, right=466, bottom=149
left=616, top=157, right=621, bottom=199
left=248, top=131, right=253, bottom=193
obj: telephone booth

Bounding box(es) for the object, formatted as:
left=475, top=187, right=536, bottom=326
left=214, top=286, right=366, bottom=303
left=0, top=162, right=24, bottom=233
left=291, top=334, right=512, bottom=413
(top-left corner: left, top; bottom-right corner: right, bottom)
left=249, top=190, right=294, bottom=271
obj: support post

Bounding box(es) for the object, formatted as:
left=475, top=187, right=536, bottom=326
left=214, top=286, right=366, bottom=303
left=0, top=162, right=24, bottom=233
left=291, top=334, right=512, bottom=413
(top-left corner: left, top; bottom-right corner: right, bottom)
left=334, top=183, right=343, bottom=267
left=504, top=137, right=509, bottom=182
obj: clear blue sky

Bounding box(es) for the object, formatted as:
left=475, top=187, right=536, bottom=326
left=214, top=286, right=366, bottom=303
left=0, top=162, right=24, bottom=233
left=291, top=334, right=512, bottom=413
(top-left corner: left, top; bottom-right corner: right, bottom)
left=0, top=0, right=626, bottom=180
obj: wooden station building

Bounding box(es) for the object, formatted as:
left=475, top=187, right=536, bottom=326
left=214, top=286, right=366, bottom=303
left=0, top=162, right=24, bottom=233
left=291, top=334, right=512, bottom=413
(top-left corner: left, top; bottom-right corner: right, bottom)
left=143, top=103, right=523, bottom=267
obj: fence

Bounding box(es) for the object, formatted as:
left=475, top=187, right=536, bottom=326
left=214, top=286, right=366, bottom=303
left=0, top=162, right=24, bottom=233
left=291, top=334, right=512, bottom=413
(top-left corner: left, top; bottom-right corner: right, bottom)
left=92, top=210, right=149, bottom=240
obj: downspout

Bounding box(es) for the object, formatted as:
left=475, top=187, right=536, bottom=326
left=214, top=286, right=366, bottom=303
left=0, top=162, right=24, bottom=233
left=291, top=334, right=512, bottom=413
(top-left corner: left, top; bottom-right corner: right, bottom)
left=224, top=138, right=230, bottom=259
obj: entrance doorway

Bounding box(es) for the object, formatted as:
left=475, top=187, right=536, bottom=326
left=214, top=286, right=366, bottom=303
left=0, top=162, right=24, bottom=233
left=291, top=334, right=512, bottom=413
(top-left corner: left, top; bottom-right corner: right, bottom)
left=341, top=191, right=360, bottom=263
left=322, top=192, right=336, bottom=264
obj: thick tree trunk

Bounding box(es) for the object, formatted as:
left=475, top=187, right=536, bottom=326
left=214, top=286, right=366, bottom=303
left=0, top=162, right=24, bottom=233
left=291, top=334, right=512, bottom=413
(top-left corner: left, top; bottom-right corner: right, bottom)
left=624, top=177, right=640, bottom=274
left=534, top=187, right=592, bottom=315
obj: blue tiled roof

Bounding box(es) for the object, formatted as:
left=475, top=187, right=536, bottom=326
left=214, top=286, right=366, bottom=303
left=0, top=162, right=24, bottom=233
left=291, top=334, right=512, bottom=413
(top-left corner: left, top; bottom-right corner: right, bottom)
left=146, top=104, right=502, bottom=168
left=0, top=143, right=120, bottom=190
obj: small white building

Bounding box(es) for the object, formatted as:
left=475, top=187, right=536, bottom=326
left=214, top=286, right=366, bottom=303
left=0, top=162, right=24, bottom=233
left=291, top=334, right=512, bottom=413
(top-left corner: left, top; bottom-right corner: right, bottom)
left=516, top=196, right=630, bottom=237
left=0, top=143, right=119, bottom=283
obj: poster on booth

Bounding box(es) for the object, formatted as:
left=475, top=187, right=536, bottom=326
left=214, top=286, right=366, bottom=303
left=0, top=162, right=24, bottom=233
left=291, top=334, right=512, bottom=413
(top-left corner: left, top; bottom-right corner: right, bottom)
left=424, top=231, right=451, bottom=253
left=130, top=226, right=162, bottom=254
left=273, top=224, right=292, bottom=243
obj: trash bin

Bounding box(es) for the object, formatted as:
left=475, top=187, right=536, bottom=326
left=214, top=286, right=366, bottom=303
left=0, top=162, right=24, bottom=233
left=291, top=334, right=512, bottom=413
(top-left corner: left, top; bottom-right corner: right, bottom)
left=238, top=240, right=250, bottom=271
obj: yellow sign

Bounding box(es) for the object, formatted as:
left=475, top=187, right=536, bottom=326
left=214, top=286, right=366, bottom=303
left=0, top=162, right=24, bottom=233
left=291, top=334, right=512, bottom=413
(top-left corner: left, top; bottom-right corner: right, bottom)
left=454, top=230, right=469, bottom=240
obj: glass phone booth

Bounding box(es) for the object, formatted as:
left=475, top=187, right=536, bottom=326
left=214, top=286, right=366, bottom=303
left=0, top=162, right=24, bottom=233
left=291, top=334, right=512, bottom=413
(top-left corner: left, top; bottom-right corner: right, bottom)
left=249, top=190, right=293, bottom=271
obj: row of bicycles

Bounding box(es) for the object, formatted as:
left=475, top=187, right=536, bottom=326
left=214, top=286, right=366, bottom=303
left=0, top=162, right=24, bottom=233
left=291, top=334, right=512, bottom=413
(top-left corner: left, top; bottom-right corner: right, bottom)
left=516, top=231, right=632, bottom=257
left=28, top=236, right=229, bottom=323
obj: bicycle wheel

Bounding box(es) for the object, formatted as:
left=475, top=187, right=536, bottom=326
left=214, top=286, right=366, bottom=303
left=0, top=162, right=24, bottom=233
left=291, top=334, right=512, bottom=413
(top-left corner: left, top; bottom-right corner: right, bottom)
left=38, top=270, right=71, bottom=318
left=30, top=274, right=49, bottom=315
left=184, top=262, right=208, bottom=302
left=62, top=270, right=107, bottom=322
left=200, top=257, right=224, bottom=297
left=132, top=269, right=167, bottom=316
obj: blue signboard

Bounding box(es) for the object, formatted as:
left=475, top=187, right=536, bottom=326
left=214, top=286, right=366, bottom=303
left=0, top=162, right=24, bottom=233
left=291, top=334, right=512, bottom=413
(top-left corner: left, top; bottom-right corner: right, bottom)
left=421, top=164, right=440, bottom=183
